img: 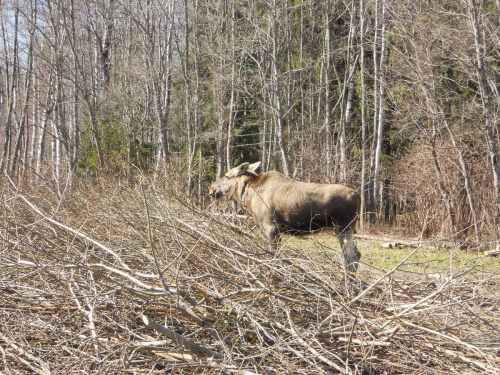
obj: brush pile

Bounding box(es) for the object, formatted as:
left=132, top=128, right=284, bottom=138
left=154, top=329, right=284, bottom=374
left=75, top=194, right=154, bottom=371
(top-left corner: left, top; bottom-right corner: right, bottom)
left=1, top=178, right=499, bottom=374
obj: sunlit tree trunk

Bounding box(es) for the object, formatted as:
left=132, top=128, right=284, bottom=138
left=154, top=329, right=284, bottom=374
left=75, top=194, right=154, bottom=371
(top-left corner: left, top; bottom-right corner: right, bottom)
left=152, top=0, right=175, bottom=168
left=62, top=0, right=103, bottom=170
left=324, top=0, right=333, bottom=183
left=193, top=0, right=203, bottom=201
left=341, top=0, right=358, bottom=184
left=226, top=0, right=237, bottom=170
left=298, top=0, right=306, bottom=179
left=182, top=0, right=195, bottom=194
left=10, top=0, right=37, bottom=176
left=359, top=0, right=368, bottom=230
left=271, top=0, right=291, bottom=176
left=0, top=5, right=18, bottom=174
left=368, top=0, right=380, bottom=226
left=372, top=0, right=386, bottom=223
left=99, top=11, right=112, bottom=124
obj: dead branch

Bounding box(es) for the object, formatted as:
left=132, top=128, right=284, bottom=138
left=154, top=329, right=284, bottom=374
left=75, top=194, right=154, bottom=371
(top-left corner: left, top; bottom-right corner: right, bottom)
left=0, top=332, right=51, bottom=375
left=141, top=315, right=221, bottom=359
left=1, top=180, right=498, bottom=374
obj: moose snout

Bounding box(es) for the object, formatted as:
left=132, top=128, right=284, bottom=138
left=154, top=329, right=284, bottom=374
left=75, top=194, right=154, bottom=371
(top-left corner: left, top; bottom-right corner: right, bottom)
left=212, top=190, right=223, bottom=199
left=208, top=186, right=222, bottom=199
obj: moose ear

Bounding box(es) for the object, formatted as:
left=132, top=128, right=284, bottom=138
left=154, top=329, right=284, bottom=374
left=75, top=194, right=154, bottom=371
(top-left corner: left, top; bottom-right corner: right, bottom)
left=225, top=162, right=249, bottom=177
left=248, top=161, right=262, bottom=174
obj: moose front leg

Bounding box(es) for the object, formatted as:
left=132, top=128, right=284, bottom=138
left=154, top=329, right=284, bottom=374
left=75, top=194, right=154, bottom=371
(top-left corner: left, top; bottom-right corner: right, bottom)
left=341, top=231, right=361, bottom=272
left=262, top=221, right=280, bottom=244
left=336, top=228, right=360, bottom=272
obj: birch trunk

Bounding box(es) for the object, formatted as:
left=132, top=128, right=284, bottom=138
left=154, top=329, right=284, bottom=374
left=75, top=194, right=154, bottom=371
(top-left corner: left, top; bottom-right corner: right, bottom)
left=216, top=81, right=225, bottom=178
left=341, top=0, right=358, bottom=184
left=359, top=0, right=368, bottom=230
left=226, top=0, right=237, bottom=170
left=0, top=6, right=18, bottom=174
left=10, top=1, right=36, bottom=176
left=194, top=0, right=203, bottom=201
left=372, top=0, right=386, bottom=221
left=368, top=0, right=380, bottom=226
left=271, top=0, right=291, bottom=177
left=99, top=19, right=112, bottom=124
left=29, top=71, right=39, bottom=175
left=324, top=0, right=333, bottom=183
left=156, top=0, right=174, bottom=166
left=183, top=0, right=195, bottom=194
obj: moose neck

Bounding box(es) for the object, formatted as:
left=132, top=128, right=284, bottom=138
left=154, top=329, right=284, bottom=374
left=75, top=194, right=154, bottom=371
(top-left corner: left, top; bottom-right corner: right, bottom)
left=240, top=180, right=249, bottom=208
left=232, top=173, right=255, bottom=208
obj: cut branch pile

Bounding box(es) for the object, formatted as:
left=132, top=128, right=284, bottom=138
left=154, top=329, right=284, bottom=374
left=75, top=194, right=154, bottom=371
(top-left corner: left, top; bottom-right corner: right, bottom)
left=1, top=178, right=499, bottom=374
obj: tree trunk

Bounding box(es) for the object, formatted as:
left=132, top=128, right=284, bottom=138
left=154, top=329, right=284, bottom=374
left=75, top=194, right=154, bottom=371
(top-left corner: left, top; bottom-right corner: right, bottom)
left=271, top=0, right=291, bottom=177
left=216, top=82, right=225, bottom=178
left=359, top=0, right=368, bottom=230
left=194, top=0, right=203, bottom=201
left=99, top=18, right=112, bottom=123
left=0, top=6, right=18, bottom=174
left=182, top=0, right=195, bottom=194
left=368, top=0, right=380, bottom=226
left=226, top=0, right=237, bottom=170
left=341, top=0, right=358, bottom=184
left=154, top=7, right=174, bottom=167
left=10, top=3, right=36, bottom=176
left=324, top=0, right=333, bottom=183
left=372, top=0, right=386, bottom=222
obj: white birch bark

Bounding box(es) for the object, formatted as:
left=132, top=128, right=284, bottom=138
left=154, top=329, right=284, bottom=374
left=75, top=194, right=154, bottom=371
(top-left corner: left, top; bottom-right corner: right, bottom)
left=271, top=0, right=291, bottom=177
left=372, top=0, right=386, bottom=218
left=359, top=0, right=368, bottom=230
left=324, top=0, right=333, bottom=183
left=226, top=0, right=237, bottom=170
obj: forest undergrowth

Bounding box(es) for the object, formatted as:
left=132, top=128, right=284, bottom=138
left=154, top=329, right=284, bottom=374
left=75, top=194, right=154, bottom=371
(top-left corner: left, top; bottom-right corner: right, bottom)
left=0, top=176, right=499, bottom=374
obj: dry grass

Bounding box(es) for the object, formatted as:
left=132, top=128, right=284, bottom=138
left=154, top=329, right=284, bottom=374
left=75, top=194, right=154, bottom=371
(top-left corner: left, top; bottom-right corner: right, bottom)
left=1, top=176, right=499, bottom=374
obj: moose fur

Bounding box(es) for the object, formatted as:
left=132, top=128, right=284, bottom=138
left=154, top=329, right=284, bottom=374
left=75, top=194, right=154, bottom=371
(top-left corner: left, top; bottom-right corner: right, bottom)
left=209, top=162, right=361, bottom=271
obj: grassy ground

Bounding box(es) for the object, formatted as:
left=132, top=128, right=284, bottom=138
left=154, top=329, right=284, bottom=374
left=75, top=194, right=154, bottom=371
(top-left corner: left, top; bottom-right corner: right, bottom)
left=285, top=231, right=500, bottom=274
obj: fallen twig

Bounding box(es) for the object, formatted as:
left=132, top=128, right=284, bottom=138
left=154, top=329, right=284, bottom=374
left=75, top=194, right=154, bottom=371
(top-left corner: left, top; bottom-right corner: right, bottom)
left=141, top=314, right=221, bottom=359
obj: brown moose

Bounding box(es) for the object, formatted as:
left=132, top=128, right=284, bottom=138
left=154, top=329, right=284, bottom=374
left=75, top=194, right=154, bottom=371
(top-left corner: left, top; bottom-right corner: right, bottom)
left=209, top=162, right=361, bottom=272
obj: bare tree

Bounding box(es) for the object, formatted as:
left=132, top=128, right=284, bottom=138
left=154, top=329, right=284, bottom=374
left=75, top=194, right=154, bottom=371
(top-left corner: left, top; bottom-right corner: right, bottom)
left=9, top=0, right=37, bottom=176
left=324, top=0, right=334, bottom=183
left=270, top=0, right=291, bottom=176
left=225, top=0, right=238, bottom=171
left=372, top=0, right=387, bottom=222
left=0, top=3, right=19, bottom=174
left=359, top=0, right=368, bottom=230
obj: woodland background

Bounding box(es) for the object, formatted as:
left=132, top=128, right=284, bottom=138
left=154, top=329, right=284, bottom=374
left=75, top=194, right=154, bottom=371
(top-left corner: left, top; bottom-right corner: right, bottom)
left=1, top=0, right=500, bottom=242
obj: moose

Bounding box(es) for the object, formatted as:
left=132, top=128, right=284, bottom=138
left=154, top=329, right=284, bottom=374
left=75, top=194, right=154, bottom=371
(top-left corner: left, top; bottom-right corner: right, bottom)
left=209, top=162, right=361, bottom=272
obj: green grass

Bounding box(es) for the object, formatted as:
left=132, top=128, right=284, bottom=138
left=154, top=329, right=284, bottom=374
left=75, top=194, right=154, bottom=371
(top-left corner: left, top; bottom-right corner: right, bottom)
left=363, top=242, right=500, bottom=274
left=283, top=232, right=500, bottom=274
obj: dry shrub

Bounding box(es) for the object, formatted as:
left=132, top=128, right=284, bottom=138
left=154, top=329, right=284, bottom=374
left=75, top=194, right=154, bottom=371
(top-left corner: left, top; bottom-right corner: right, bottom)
left=294, top=132, right=359, bottom=187
left=0, top=176, right=499, bottom=374
left=391, top=137, right=495, bottom=242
